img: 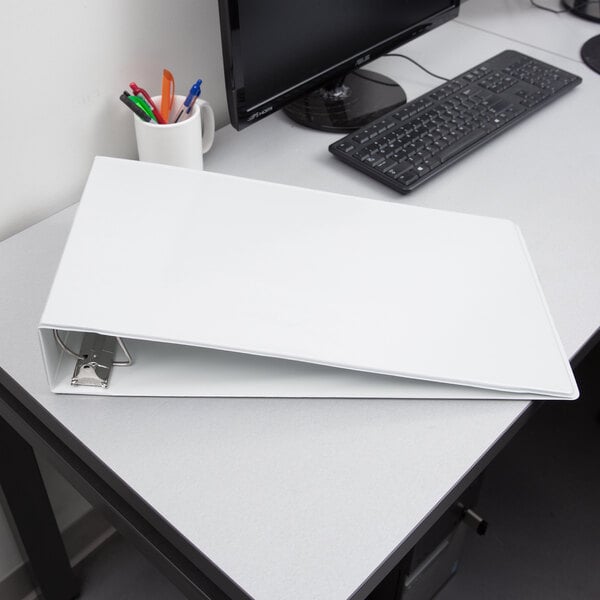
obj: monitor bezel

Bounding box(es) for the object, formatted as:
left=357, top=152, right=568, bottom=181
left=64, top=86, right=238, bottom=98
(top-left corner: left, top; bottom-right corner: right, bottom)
left=218, top=0, right=461, bottom=130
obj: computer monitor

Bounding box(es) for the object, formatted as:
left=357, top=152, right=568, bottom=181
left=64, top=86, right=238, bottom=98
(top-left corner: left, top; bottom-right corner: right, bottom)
left=218, top=0, right=460, bottom=132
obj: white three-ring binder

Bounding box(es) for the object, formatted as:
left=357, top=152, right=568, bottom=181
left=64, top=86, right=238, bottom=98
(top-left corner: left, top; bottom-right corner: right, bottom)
left=39, top=157, right=578, bottom=399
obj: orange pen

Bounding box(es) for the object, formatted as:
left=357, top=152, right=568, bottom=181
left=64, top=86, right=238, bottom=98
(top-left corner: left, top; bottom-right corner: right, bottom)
left=161, top=69, right=175, bottom=123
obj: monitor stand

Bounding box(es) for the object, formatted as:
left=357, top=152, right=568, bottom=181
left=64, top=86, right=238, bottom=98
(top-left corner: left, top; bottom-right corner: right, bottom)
left=283, top=69, right=406, bottom=133
left=562, top=0, right=600, bottom=74
left=562, top=0, right=600, bottom=22
left=581, top=35, right=600, bottom=74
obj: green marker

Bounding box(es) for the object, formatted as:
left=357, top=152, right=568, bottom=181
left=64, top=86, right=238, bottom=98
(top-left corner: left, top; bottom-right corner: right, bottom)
left=128, top=94, right=157, bottom=122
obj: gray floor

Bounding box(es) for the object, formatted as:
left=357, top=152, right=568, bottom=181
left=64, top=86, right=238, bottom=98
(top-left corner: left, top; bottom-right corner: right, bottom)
left=76, top=345, right=600, bottom=600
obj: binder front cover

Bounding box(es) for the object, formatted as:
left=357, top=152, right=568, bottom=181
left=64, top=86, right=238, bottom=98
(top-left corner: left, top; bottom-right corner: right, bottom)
left=39, top=158, right=578, bottom=399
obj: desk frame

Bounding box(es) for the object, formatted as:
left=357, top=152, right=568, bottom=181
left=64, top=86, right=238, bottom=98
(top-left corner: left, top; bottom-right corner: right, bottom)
left=2, top=331, right=597, bottom=600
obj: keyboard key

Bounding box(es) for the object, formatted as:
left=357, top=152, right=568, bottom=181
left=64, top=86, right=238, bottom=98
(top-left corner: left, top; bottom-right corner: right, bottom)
left=374, top=121, right=388, bottom=134
left=364, top=142, right=381, bottom=155
left=439, top=127, right=489, bottom=163
left=489, top=98, right=512, bottom=113
left=335, top=142, right=355, bottom=153
left=415, top=164, right=430, bottom=177
left=385, top=160, right=413, bottom=179
left=393, top=108, right=411, bottom=121
left=353, top=133, right=370, bottom=144
left=374, top=159, right=397, bottom=173
left=354, top=149, right=371, bottom=161
left=423, top=156, right=442, bottom=171
left=396, top=169, right=419, bottom=186
left=363, top=155, right=381, bottom=166
left=392, top=150, right=409, bottom=163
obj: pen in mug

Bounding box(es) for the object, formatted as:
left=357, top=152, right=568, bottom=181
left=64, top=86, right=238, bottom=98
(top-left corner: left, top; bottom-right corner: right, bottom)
left=129, top=82, right=166, bottom=124
left=161, top=69, right=175, bottom=123
left=174, top=79, right=203, bottom=123
left=127, top=94, right=158, bottom=122
left=120, top=92, right=152, bottom=122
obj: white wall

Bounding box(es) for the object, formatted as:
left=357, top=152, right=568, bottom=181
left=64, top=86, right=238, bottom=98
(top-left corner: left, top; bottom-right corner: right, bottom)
left=1, top=0, right=228, bottom=583
left=2, top=0, right=229, bottom=242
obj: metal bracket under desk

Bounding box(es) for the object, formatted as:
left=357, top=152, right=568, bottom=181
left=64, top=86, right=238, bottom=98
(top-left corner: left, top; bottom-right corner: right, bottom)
left=0, top=371, right=246, bottom=600
left=0, top=414, right=79, bottom=600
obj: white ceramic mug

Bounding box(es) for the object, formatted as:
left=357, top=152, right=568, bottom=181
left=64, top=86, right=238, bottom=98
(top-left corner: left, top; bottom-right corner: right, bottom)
left=133, top=94, right=215, bottom=170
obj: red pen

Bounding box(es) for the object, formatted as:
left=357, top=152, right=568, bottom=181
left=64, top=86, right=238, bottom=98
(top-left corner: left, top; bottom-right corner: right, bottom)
left=129, top=82, right=166, bottom=124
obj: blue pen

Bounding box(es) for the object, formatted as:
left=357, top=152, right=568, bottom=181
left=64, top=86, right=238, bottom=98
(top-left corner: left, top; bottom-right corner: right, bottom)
left=174, top=79, right=203, bottom=123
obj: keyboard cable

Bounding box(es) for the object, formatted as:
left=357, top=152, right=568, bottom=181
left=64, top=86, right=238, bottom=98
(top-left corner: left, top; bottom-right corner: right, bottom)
left=352, top=54, right=449, bottom=87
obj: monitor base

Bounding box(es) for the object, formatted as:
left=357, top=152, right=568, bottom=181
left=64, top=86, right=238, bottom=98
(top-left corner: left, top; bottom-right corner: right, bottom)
left=581, top=34, right=600, bottom=73
left=562, top=1, right=600, bottom=74
left=283, top=69, right=406, bottom=133
left=562, top=0, right=600, bottom=22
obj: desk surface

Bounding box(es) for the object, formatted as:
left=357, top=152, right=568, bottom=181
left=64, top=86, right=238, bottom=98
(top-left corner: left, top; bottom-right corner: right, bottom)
left=1, top=12, right=600, bottom=600
left=458, top=0, right=600, bottom=62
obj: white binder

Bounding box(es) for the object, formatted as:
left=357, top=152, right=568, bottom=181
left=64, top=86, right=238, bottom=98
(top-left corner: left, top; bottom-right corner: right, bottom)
left=39, top=157, right=578, bottom=399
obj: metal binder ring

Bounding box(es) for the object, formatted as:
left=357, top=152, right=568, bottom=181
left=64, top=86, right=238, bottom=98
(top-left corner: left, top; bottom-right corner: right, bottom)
left=52, top=330, right=133, bottom=366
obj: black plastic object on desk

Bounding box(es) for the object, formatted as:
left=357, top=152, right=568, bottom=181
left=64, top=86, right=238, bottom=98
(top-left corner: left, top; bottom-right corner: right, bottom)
left=329, top=50, right=581, bottom=194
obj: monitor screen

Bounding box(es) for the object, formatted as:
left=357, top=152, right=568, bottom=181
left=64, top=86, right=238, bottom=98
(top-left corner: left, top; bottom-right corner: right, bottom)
left=218, top=0, right=460, bottom=130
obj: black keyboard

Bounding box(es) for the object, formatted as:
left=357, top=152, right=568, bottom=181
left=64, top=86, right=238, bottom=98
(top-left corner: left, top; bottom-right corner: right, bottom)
left=329, top=50, right=581, bottom=193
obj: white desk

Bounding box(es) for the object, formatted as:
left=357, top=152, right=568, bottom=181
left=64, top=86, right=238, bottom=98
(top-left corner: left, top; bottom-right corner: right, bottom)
left=457, top=0, right=600, bottom=62
left=1, top=11, right=599, bottom=600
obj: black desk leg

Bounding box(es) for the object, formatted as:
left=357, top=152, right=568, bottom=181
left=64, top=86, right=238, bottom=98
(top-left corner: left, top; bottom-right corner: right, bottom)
left=0, top=417, right=80, bottom=600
